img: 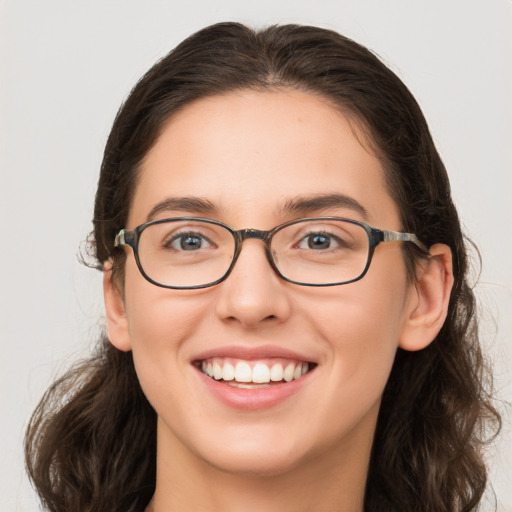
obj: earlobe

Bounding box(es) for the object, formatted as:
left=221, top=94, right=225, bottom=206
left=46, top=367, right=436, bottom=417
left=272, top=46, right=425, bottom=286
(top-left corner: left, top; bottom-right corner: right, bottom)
left=103, top=260, right=132, bottom=352
left=398, top=244, right=454, bottom=351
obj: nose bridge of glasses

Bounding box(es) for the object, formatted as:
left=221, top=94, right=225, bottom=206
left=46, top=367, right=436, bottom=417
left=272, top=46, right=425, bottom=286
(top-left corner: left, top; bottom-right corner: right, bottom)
left=238, top=228, right=269, bottom=242
left=232, top=228, right=274, bottom=265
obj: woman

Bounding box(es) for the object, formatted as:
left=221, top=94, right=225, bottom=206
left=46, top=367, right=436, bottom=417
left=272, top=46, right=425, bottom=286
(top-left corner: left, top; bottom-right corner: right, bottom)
left=25, top=22, right=500, bottom=512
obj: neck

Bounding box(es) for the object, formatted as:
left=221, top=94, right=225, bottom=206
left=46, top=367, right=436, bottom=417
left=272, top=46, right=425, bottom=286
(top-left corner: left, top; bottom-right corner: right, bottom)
left=149, top=418, right=374, bottom=512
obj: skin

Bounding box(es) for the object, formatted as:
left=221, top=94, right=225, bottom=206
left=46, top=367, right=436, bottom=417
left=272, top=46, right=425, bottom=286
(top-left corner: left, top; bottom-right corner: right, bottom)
left=104, top=89, right=453, bottom=512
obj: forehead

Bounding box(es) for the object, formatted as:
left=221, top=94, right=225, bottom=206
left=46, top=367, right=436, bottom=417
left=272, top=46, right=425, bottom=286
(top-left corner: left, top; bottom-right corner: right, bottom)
left=130, top=89, right=400, bottom=228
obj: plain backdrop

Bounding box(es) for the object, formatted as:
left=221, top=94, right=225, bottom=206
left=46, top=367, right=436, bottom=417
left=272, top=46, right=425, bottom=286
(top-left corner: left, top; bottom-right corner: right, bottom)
left=1, top=1, right=511, bottom=510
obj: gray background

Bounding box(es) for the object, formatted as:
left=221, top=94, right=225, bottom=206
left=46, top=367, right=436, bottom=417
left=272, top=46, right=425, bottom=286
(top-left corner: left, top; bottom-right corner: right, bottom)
left=1, top=1, right=510, bottom=510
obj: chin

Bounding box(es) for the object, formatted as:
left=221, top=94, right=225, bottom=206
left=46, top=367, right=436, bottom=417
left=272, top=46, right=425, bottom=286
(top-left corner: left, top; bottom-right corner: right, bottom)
left=201, top=443, right=309, bottom=478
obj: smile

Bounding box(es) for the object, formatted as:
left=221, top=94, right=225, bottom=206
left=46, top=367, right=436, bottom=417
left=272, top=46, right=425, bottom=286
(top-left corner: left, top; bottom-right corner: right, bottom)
left=192, top=346, right=317, bottom=409
left=198, top=358, right=312, bottom=388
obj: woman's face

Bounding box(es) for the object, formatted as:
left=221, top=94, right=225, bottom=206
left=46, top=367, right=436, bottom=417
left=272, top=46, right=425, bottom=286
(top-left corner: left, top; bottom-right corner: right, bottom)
left=108, top=89, right=419, bottom=476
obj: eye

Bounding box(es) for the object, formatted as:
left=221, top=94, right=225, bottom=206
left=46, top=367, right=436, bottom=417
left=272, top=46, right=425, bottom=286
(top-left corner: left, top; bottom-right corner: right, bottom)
left=167, top=232, right=212, bottom=251
left=298, top=232, right=342, bottom=250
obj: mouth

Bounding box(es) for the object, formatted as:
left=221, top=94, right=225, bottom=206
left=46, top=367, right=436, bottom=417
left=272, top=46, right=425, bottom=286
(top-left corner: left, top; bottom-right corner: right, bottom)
left=194, top=357, right=316, bottom=389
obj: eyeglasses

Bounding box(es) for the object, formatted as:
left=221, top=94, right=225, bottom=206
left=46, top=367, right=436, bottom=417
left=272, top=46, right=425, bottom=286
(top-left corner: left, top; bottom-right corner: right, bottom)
left=114, top=217, right=428, bottom=289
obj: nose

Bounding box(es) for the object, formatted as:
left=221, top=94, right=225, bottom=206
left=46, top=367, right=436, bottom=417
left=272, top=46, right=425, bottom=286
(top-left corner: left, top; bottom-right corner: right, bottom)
left=214, top=239, right=292, bottom=329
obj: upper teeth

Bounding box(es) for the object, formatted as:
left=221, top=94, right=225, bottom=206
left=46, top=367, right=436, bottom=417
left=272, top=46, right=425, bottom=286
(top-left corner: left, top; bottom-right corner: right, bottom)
left=201, top=359, right=309, bottom=384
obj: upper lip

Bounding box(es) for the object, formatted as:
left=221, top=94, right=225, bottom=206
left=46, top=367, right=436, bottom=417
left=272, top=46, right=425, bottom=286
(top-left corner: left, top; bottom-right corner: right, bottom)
left=192, top=344, right=317, bottom=363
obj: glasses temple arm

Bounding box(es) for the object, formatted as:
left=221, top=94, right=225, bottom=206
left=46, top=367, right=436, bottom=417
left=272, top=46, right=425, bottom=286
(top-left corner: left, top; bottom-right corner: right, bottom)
left=381, top=230, right=429, bottom=253
left=114, top=229, right=136, bottom=248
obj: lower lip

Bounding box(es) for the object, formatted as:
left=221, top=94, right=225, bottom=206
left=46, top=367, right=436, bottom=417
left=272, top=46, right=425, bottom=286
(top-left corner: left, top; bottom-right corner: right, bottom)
left=195, top=367, right=312, bottom=410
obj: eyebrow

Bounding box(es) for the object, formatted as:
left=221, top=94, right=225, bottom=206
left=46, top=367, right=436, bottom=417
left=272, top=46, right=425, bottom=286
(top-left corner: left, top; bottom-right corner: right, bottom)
left=279, top=193, right=369, bottom=220
left=147, top=196, right=218, bottom=221
left=146, top=192, right=369, bottom=222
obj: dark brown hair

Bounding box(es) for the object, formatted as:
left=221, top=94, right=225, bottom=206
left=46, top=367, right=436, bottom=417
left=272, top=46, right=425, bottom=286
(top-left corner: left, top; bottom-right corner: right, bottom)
left=25, top=22, right=500, bottom=512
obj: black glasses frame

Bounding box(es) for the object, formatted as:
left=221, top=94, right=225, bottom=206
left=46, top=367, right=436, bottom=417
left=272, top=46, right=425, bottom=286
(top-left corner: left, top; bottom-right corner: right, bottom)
left=114, top=217, right=428, bottom=289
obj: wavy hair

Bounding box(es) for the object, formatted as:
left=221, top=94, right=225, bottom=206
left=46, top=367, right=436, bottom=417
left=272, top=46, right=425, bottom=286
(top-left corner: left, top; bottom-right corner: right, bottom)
left=25, top=22, right=501, bottom=512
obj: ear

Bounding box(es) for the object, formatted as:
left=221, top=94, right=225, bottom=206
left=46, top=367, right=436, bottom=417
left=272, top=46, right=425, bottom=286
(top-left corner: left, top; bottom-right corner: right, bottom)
left=103, top=260, right=132, bottom=352
left=399, top=244, right=454, bottom=351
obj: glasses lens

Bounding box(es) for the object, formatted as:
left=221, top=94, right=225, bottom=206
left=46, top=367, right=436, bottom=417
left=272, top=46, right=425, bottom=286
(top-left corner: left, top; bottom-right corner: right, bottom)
left=271, top=219, right=370, bottom=285
left=137, top=219, right=235, bottom=288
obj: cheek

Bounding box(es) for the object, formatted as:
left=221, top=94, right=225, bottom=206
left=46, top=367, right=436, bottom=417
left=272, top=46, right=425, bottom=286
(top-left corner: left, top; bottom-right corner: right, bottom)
left=305, top=255, right=410, bottom=401
left=123, top=256, right=207, bottom=337
left=312, top=290, right=401, bottom=384
left=121, top=261, right=210, bottom=391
